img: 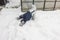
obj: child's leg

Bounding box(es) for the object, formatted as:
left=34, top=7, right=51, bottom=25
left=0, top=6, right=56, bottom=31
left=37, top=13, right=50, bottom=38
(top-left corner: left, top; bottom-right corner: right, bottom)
left=19, top=15, right=23, bottom=19
left=17, top=15, right=23, bottom=20
left=19, top=20, right=26, bottom=26
left=21, top=20, right=26, bottom=24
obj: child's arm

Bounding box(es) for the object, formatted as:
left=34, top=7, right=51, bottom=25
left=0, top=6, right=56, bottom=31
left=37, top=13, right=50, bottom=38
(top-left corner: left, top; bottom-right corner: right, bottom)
left=31, top=13, right=35, bottom=20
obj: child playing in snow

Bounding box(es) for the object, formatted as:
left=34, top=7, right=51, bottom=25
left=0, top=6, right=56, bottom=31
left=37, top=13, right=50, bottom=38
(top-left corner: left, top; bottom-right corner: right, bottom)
left=17, top=4, right=36, bottom=26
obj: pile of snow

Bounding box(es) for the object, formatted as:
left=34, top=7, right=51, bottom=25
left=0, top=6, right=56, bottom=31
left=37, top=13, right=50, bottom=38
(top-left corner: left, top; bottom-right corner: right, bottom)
left=0, top=7, right=60, bottom=40
left=6, top=0, right=20, bottom=8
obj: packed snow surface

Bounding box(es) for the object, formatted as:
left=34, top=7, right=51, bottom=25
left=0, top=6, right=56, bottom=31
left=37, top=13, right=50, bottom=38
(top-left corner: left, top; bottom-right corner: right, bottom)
left=6, top=0, right=20, bottom=8
left=0, top=8, right=60, bottom=40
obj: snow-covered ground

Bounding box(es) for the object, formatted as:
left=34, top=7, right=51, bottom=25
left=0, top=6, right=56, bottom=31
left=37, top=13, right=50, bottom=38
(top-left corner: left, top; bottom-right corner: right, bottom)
left=0, top=7, right=60, bottom=40
left=6, top=0, right=20, bottom=8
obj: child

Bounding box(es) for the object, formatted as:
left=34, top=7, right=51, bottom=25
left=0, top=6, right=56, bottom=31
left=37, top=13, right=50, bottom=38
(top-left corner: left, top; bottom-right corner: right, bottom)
left=17, top=4, right=36, bottom=26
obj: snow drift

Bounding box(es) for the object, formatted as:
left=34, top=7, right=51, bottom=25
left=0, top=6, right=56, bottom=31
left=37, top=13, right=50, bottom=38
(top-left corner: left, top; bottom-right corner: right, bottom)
left=0, top=7, right=60, bottom=40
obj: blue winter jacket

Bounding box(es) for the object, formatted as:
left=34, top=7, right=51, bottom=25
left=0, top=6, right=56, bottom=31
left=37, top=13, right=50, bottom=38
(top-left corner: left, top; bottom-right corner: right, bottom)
left=23, top=11, right=32, bottom=21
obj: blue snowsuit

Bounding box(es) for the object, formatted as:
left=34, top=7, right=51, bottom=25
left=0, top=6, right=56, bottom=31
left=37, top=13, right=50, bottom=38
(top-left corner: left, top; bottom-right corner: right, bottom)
left=18, top=11, right=32, bottom=24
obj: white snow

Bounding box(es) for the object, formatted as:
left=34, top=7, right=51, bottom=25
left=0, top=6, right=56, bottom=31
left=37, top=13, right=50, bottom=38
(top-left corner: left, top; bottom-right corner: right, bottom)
left=6, top=0, right=20, bottom=8
left=0, top=7, right=60, bottom=40
left=0, top=0, right=60, bottom=40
